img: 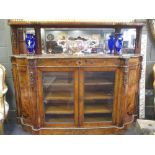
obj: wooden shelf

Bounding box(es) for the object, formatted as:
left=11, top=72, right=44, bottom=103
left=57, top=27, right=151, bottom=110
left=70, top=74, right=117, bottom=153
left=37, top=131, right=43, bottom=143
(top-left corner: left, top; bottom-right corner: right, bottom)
left=43, top=79, right=113, bottom=88
left=85, top=92, right=113, bottom=100
left=45, top=91, right=113, bottom=101
left=45, top=115, right=74, bottom=123
left=85, top=79, right=113, bottom=86
left=85, top=105, right=112, bottom=114
left=43, top=77, right=73, bottom=87
left=45, top=105, right=74, bottom=115
left=45, top=104, right=112, bottom=115
left=45, top=92, right=74, bottom=101
left=43, top=78, right=113, bottom=87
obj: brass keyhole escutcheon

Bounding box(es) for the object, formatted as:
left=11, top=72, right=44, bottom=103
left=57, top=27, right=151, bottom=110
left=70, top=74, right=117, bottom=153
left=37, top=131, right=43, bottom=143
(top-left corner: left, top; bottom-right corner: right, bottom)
left=77, top=60, right=82, bottom=66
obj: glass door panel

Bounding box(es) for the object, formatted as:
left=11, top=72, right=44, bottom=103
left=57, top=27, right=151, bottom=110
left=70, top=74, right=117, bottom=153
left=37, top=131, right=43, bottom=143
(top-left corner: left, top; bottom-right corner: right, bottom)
left=84, top=71, right=115, bottom=122
left=42, top=72, right=74, bottom=124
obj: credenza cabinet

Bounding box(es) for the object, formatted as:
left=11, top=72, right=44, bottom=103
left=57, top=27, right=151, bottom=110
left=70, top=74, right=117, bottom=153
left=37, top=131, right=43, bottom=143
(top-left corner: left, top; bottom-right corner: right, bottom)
left=11, top=54, right=142, bottom=134
left=9, top=20, right=144, bottom=134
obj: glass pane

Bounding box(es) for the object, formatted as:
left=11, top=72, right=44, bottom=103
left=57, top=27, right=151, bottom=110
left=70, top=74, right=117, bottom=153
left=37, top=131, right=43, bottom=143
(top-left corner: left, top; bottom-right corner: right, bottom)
left=41, top=28, right=115, bottom=54
left=84, top=71, right=115, bottom=122
left=42, top=72, right=74, bottom=123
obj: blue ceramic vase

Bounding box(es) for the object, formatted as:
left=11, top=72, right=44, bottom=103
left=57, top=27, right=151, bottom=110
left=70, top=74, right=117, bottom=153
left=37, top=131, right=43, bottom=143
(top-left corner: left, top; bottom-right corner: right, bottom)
left=108, top=35, right=115, bottom=54
left=25, top=34, right=36, bottom=54
left=115, top=33, right=123, bottom=55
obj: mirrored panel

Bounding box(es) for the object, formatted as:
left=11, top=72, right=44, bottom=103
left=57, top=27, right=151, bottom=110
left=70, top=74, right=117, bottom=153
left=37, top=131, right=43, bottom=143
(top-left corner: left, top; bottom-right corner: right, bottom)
left=41, top=28, right=115, bottom=54
left=121, top=28, right=136, bottom=54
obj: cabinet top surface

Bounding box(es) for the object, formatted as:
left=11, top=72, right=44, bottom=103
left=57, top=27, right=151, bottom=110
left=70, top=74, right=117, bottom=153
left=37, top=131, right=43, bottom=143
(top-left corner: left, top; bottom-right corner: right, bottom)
left=11, top=54, right=142, bottom=59
left=8, top=19, right=145, bottom=27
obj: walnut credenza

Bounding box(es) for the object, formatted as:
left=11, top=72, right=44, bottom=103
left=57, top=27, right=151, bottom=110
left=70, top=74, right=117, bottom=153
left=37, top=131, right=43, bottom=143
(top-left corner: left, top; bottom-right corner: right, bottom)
left=11, top=54, right=142, bottom=134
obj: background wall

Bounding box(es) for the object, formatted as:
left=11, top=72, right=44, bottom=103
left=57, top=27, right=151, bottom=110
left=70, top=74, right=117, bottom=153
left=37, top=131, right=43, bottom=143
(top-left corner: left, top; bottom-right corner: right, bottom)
left=0, top=19, right=155, bottom=119
left=0, top=19, right=15, bottom=111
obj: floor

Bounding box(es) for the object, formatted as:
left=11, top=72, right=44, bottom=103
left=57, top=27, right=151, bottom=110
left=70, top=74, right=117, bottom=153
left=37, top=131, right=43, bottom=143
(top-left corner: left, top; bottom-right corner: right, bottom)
left=3, top=110, right=140, bottom=135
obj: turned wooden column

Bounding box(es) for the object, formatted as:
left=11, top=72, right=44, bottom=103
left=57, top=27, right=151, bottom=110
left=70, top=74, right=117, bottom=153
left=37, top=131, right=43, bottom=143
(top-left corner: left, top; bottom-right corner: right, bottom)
left=35, top=27, right=42, bottom=54
left=11, top=26, right=19, bottom=54
left=135, top=27, right=142, bottom=54
left=18, top=28, right=27, bottom=54
left=114, top=27, right=121, bottom=55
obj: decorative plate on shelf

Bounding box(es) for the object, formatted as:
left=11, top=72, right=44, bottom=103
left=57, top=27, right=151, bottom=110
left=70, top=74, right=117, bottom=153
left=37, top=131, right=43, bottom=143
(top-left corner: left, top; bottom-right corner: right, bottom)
left=47, top=34, right=54, bottom=41
left=148, top=19, right=155, bottom=41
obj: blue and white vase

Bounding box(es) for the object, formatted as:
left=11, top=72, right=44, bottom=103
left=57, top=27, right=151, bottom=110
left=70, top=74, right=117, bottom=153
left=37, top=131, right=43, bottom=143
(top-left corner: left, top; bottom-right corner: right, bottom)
left=25, top=34, right=36, bottom=54
left=108, top=35, right=115, bottom=54
left=115, top=33, right=123, bottom=55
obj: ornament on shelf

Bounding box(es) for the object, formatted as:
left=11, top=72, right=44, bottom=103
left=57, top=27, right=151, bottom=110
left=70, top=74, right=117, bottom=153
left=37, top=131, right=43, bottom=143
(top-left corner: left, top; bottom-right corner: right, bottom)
left=25, top=34, right=36, bottom=54
left=108, top=35, right=115, bottom=54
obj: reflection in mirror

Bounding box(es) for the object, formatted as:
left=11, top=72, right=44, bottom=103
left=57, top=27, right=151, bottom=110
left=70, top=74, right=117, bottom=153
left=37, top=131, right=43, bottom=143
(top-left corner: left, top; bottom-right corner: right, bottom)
left=121, top=29, right=136, bottom=54
left=40, top=28, right=136, bottom=55
left=41, top=28, right=115, bottom=54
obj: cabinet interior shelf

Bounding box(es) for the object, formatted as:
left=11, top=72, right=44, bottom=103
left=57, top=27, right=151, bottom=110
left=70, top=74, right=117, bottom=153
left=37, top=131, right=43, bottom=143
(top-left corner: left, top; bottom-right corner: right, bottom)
left=45, top=117, right=73, bottom=123
left=45, top=106, right=74, bottom=114
left=45, top=92, right=74, bottom=101
left=45, top=104, right=112, bottom=115
left=85, top=79, right=113, bottom=86
left=43, top=79, right=113, bottom=87
left=85, top=105, right=112, bottom=114
left=84, top=92, right=113, bottom=100
left=44, top=92, right=113, bottom=101
left=45, top=115, right=112, bottom=123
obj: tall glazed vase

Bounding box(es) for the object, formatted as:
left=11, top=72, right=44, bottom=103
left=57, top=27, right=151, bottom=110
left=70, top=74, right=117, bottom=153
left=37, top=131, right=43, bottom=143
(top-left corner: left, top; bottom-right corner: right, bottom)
left=115, top=33, right=123, bottom=55
left=25, top=34, right=36, bottom=54
left=108, top=35, right=115, bottom=54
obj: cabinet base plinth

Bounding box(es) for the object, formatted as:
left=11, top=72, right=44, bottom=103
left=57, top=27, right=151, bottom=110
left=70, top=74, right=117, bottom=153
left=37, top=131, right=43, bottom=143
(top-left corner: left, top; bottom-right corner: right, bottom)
left=19, top=118, right=134, bottom=135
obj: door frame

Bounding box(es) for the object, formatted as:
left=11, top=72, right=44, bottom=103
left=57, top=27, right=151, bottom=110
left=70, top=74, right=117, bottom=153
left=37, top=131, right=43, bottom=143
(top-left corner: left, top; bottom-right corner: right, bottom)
left=78, top=67, right=118, bottom=127
left=37, top=67, right=79, bottom=128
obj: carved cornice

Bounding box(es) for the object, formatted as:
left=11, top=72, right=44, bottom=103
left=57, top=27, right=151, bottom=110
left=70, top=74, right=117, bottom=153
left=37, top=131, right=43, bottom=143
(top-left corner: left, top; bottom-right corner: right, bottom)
left=8, top=19, right=145, bottom=28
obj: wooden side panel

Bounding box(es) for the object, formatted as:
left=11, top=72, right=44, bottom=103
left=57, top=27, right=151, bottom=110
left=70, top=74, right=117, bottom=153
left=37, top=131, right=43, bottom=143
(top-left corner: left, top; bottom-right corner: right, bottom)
left=17, top=66, right=33, bottom=124
left=12, top=63, right=21, bottom=118
left=124, top=63, right=140, bottom=122
left=112, top=67, right=124, bottom=127
left=27, top=60, right=39, bottom=129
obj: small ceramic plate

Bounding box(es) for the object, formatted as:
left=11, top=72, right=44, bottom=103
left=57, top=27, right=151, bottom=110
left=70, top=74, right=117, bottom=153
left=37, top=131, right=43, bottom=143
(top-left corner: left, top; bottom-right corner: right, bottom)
left=47, top=34, right=54, bottom=41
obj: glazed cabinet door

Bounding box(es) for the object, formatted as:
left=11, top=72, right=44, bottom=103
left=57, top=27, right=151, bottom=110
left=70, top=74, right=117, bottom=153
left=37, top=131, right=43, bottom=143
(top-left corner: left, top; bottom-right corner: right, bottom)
left=37, top=67, right=78, bottom=128
left=79, top=68, right=117, bottom=127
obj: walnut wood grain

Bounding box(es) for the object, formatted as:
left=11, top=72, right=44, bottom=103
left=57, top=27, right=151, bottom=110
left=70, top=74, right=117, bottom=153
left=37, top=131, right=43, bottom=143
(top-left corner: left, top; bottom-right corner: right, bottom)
left=9, top=18, right=143, bottom=134
left=8, top=20, right=145, bottom=28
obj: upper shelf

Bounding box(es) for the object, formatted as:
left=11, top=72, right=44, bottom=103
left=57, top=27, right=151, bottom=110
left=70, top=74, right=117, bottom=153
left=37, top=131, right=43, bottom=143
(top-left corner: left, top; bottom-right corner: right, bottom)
left=11, top=53, right=142, bottom=59
left=8, top=19, right=145, bottom=28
